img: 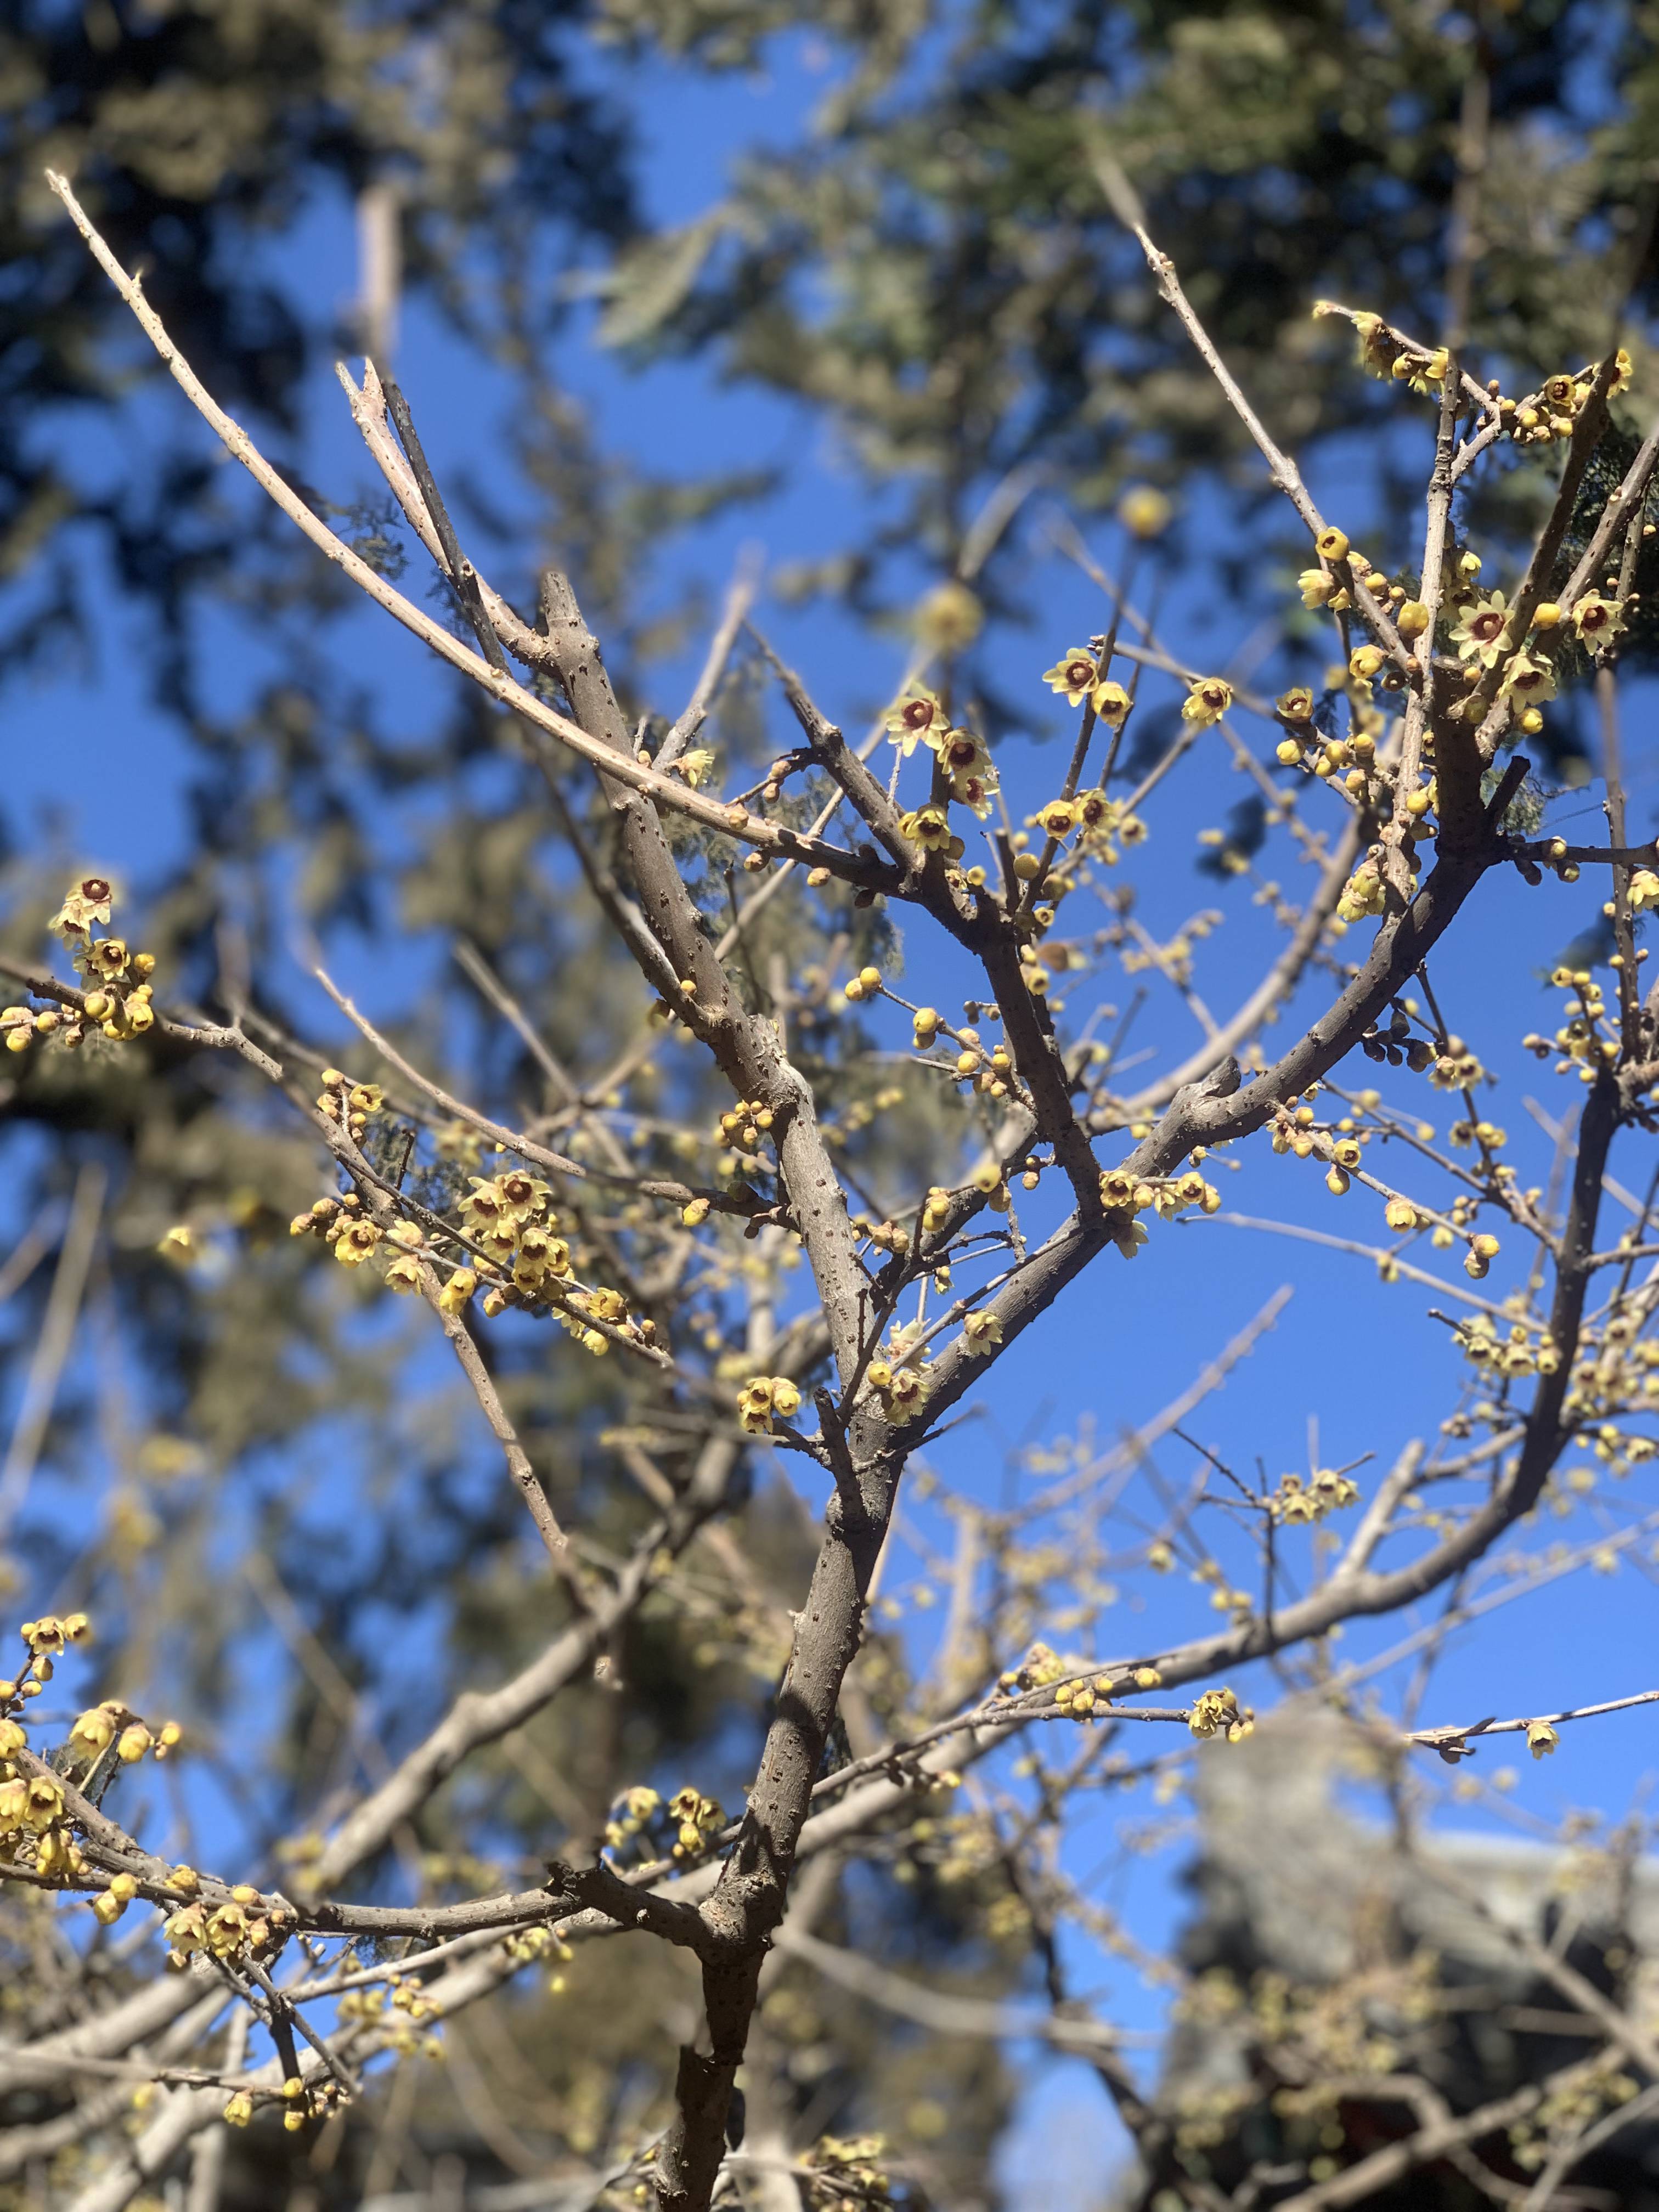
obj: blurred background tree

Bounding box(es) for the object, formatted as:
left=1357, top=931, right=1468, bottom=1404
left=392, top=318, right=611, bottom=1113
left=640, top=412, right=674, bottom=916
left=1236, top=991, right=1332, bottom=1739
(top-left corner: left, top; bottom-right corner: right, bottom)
left=5, top=3, right=1659, bottom=2207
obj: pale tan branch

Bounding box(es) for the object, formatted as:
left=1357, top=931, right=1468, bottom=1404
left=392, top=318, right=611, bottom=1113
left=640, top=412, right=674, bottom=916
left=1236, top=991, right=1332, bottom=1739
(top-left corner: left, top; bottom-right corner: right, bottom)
left=658, top=557, right=759, bottom=768
left=0, top=1161, right=105, bottom=1538
left=300, top=1446, right=732, bottom=1892
left=46, top=173, right=893, bottom=897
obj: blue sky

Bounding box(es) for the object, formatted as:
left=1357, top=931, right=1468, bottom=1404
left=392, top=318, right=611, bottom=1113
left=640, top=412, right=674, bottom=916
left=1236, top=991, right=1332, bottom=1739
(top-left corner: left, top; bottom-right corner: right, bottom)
left=7, top=28, right=1659, bottom=2206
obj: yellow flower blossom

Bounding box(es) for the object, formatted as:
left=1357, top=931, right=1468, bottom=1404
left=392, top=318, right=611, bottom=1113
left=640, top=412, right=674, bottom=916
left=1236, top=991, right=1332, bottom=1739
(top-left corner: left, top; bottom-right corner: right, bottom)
left=1570, top=593, right=1626, bottom=652
left=1182, top=676, right=1233, bottom=727
left=1451, top=590, right=1513, bottom=667
left=50, top=876, right=114, bottom=939
left=883, top=687, right=946, bottom=754
left=1118, top=484, right=1172, bottom=538
left=962, top=1309, right=1003, bottom=1355
left=1091, top=678, right=1132, bottom=727
left=1498, top=651, right=1556, bottom=708
left=334, top=1220, right=382, bottom=1267
left=898, top=805, right=960, bottom=855
left=1043, top=650, right=1102, bottom=708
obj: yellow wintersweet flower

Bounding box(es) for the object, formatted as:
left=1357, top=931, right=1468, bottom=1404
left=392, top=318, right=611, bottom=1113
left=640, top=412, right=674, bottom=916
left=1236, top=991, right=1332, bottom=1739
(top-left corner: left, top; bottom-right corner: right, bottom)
left=1091, top=679, right=1132, bottom=728
left=1570, top=593, right=1626, bottom=652
left=50, top=876, right=114, bottom=939
left=334, top=1220, right=381, bottom=1267
left=897, top=805, right=958, bottom=855
left=962, top=1309, right=1002, bottom=1356
left=916, top=579, right=982, bottom=651
left=936, top=725, right=990, bottom=778
left=952, top=771, right=997, bottom=820
left=1182, top=676, right=1233, bottom=727
left=69, top=1704, right=119, bottom=1758
left=1043, top=650, right=1101, bottom=708
left=1451, top=590, right=1512, bottom=667
left=936, top=726, right=1001, bottom=815
left=1498, top=651, right=1556, bottom=709
left=883, top=687, right=946, bottom=755
left=1118, top=484, right=1172, bottom=538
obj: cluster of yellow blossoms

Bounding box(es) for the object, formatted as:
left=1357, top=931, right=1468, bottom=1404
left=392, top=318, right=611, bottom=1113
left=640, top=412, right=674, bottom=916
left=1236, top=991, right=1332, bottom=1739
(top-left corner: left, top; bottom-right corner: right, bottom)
left=1097, top=1164, right=1221, bottom=1259
left=2, top=878, right=157, bottom=1057
left=996, top=1640, right=1069, bottom=1695
left=1509, top=2064, right=1639, bottom=2176
left=668, top=1786, right=724, bottom=1859
left=865, top=1339, right=929, bottom=1421
left=0, top=1756, right=76, bottom=1880
left=1559, top=1306, right=1659, bottom=1438
left=1043, top=648, right=1131, bottom=724
left=1452, top=1314, right=1561, bottom=1380
left=1296, top=507, right=1635, bottom=787
left=600, top=1782, right=724, bottom=1865
left=1042, top=648, right=1228, bottom=732
left=714, top=1097, right=776, bottom=1156
left=291, top=1158, right=645, bottom=1357
left=67, top=1697, right=180, bottom=1770
left=1267, top=1468, right=1360, bottom=1526
left=501, top=1921, right=575, bottom=1995
left=1523, top=969, right=1621, bottom=1086
left=223, top=2067, right=349, bottom=2134
left=800, top=2136, right=895, bottom=2212
left=735, top=1374, right=803, bottom=1433
left=1341, top=309, right=1451, bottom=394
left=1188, top=1686, right=1255, bottom=1743
left=3, top=1617, right=181, bottom=1908
left=1328, top=302, right=1631, bottom=443
left=315, top=1066, right=385, bottom=1144
left=164, top=1880, right=292, bottom=1967
left=604, top=1784, right=665, bottom=1855
left=1029, top=786, right=1148, bottom=862
left=926, top=1011, right=1019, bottom=1098
left=883, top=688, right=999, bottom=815
left=2, top=1621, right=88, bottom=1881
left=880, top=644, right=1203, bottom=893
left=994, top=1640, right=1163, bottom=1705
left=1263, top=1086, right=1508, bottom=1279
